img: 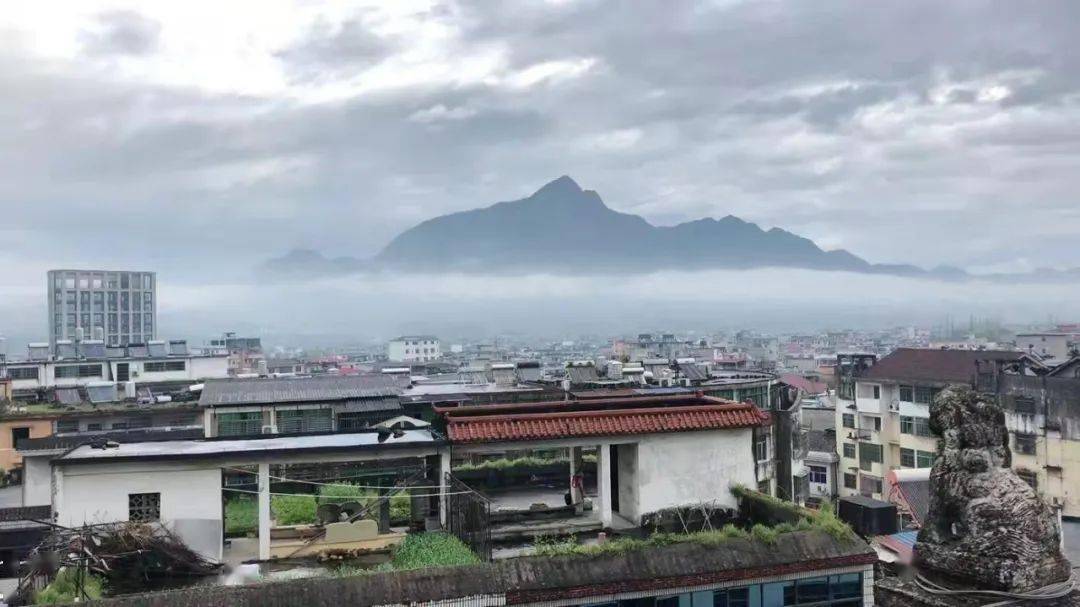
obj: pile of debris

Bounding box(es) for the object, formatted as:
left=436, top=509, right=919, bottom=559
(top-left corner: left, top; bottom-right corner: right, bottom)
left=17, top=521, right=221, bottom=601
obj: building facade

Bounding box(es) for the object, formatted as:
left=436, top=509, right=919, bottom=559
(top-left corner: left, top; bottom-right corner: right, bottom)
left=47, top=269, right=157, bottom=349
left=388, top=336, right=442, bottom=362
left=834, top=349, right=1026, bottom=504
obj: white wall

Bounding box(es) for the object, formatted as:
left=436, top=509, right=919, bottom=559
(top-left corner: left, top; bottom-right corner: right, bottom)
left=22, top=453, right=54, bottom=506
left=55, top=461, right=223, bottom=561
left=633, top=429, right=757, bottom=518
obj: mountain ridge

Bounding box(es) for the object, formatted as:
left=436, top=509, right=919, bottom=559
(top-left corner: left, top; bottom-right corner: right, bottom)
left=259, top=176, right=999, bottom=280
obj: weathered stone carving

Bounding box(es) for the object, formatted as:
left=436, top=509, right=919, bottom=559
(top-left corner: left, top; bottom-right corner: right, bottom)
left=914, top=386, right=1071, bottom=591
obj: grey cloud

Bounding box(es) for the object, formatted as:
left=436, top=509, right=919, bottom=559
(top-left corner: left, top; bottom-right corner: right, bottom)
left=80, top=10, right=161, bottom=56
left=275, top=16, right=394, bottom=83
left=4, top=0, right=1080, bottom=303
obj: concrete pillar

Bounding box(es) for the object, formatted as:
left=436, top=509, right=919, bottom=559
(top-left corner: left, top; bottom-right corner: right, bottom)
left=258, top=462, right=271, bottom=560
left=378, top=484, right=391, bottom=534
left=598, top=442, right=612, bottom=527
left=439, top=448, right=452, bottom=528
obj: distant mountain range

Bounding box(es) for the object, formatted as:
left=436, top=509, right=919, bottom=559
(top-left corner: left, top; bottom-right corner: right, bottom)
left=260, top=176, right=1074, bottom=282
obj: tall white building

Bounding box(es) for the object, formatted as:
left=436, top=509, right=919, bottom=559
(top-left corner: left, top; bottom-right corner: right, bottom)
left=47, top=269, right=157, bottom=349
left=387, top=335, right=441, bottom=362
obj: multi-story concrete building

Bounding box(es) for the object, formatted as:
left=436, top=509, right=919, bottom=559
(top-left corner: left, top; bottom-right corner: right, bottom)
left=978, top=356, right=1080, bottom=517
left=47, top=269, right=157, bottom=349
left=1015, top=332, right=1074, bottom=363
left=387, top=335, right=441, bottom=362
left=834, top=348, right=1022, bottom=502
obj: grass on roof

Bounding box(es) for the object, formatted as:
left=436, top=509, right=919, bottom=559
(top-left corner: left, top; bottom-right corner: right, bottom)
left=533, top=502, right=855, bottom=558
left=331, top=532, right=481, bottom=577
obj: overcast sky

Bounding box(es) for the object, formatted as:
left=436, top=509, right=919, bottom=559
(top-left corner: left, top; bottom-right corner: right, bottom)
left=3, top=1, right=1080, bottom=341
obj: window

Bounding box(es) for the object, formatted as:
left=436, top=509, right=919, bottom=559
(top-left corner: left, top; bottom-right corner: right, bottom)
left=900, top=416, right=913, bottom=434
left=900, top=448, right=915, bottom=468
left=277, top=408, right=334, bottom=434
left=10, top=427, right=30, bottom=448
left=1017, top=469, right=1038, bottom=490
left=56, top=419, right=79, bottom=433
left=916, top=450, right=935, bottom=468
left=899, top=385, right=914, bottom=402
left=870, top=416, right=881, bottom=431
left=1015, top=468, right=1041, bottom=486
left=143, top=361, right=186, bottom=373
left=754, top=432, right=769, bottom=461
left=86, top=423, right=102, bottom=431
left=843, top=473, right=857, bottom=489
left=111, top=422, right=129, bottom=430
left=842, top=413, right=855, bottom=429
left=128, top=492, right=160, bottom=522
left=7, top=367, right=39, bottom=380
left=217, top=412, right=263, bottom=436
left=913, top=417, right=931, bottom=437
left=55, top=364, right=103, bottom=379
left=873, top=385, right=881, bottom=399
left=915, top=385, right=941, bottom=404
left=843, top=443, right=856, bottom=458
left=1015, top=434, right=1037, bottom=455
left=1014, top=396, right=1037, bottom=415
left=808, top=465, right=827, bottom=484
left=858, top=442, right=883, bottom=463
left=860, top=474, right=883, bottom=495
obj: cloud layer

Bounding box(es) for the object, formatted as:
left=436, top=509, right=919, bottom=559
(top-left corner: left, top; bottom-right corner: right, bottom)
left=2, top=1, right=1080, bottom=339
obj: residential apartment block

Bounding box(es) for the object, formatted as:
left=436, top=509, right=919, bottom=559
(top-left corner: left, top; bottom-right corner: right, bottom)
left=387, top=335, right=441, bottom=362
left=47, top=269, right=157, bottom=349
left=834, top=349, right=1023, bottom=502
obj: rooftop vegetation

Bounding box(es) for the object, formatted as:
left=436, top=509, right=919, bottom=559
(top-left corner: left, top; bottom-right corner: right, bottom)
left=533, top=490, right=855, bottom=558
left=332, top=532, right=480, bottom=577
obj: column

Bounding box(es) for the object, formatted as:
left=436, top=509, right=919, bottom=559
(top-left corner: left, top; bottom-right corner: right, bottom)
left=378, top=482, right=391, bottom=534
left=598, top=443, right=612, bottom=527
left=439, top=448, right=452, bottom=528
left=258, top=462, right=271, bottom=560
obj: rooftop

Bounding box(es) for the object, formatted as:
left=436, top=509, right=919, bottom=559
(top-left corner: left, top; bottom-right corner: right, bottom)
left=199, top=375, right=404, bottom=407
left=55, top=428, right=444, bottom=464
left=77, top=530, right=874, bottom=607
left=438, top=395, right=769, bottom=444
left=859, top=348, right=1022, bottom=384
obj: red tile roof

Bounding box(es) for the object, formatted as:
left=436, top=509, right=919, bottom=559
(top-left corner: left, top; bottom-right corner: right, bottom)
left=779, top=374, right=828, bottom=395
left=446, top=401, right=770, bottom=443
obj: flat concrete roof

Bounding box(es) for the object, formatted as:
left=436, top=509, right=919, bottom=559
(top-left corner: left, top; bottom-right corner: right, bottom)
left=56, top=429, right=444, bottom=464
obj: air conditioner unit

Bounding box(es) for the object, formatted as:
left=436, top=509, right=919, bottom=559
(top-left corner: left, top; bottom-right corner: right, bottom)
left=261, top=425, right=275, bottom=434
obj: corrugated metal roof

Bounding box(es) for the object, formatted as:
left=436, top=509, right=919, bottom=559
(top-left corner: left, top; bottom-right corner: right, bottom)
left=57, top=428, right=443, bottom=463
left=199, top=375, right=402, bottom=407
left=678, top=363, right=709, bottom=381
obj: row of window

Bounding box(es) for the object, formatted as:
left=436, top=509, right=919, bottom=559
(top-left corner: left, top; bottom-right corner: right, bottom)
left=56, top=416, right=197, bottom=433
left=899, top=448, right=934, bottom=468
left=55, top=364, right=104, bottom=379
left=55, top=290, right=153, bottom=311
left=143, top=361, right=186, bottom=373
left=899, top=416, right=931, bottom=437
left=216, top=409, right=410, bottom=437
left=54, top=272, right=153, bottom=291
left=596, top=572, right=863, bottom=607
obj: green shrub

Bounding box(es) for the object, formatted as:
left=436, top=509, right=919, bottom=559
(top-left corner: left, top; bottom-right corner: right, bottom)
left=34, top=568, right=104, bottom=605
left=750, top=524, right=779, bottom=544
left=272, top=494, right=317, bottom=525
left=225, top=497, right=258, bottom=536
left=390, top=532, right=481, bottom=570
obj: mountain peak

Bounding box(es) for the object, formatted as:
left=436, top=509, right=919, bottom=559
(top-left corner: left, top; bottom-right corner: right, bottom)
left=534, top=175, right=583, bottom=197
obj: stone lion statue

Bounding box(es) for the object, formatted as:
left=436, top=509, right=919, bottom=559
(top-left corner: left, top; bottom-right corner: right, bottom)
left=914, top=386, right=1071, bottom=591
